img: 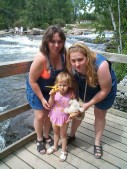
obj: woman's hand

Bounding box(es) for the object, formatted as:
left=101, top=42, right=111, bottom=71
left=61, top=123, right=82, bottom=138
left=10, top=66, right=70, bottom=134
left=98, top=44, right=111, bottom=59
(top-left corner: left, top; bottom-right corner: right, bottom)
left=82, top=102, right=90, bottom=111
left=41, top=98, right=50, bottom=110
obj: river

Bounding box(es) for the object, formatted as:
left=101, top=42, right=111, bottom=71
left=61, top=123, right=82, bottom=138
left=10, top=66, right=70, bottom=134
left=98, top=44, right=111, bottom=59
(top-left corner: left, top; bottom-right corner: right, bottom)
left=0, top=32, right=113, bottom=150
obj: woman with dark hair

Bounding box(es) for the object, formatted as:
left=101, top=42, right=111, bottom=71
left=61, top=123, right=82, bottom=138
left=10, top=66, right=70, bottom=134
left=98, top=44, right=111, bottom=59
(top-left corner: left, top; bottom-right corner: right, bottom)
left=26, top=25, right=66, bottom=154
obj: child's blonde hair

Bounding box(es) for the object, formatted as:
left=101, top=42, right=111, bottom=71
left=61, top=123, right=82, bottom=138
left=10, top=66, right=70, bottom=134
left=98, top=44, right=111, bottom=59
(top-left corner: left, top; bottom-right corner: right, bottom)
left=55, top=71, right=73, bottom=89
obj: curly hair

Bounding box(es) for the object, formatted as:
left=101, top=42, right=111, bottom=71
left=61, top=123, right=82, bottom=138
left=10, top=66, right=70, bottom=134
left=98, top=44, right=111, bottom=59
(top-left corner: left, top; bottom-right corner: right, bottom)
left=40, top=25, right=66, bottom=55
left=66, top=42, right=98, bottom=87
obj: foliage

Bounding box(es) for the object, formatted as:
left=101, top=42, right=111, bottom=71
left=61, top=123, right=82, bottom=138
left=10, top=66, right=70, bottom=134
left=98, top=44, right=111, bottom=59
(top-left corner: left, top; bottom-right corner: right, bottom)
left=77, top=22, right=95, bottom=29
left=52, top=19, right=65, bottom=27
left=0, top=0, right=81, bottom=30
left=112, top=63, right=127, bottom=83
left=92, top=35, right=106, bottom=44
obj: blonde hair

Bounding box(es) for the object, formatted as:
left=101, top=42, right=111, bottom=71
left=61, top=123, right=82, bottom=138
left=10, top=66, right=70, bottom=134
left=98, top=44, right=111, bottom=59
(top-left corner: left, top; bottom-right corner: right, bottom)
left=55, top=71, right=73, bottom=89
left=66, top=42, right=98, bottom=87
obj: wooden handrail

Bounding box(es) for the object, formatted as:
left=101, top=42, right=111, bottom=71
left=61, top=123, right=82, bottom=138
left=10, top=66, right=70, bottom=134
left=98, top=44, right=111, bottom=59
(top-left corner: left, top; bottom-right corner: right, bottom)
left=98, top=51, right=127, bottom=63
left=0, top=103, right=31, bottom=122
left=0, top=59, right=32, bottom=78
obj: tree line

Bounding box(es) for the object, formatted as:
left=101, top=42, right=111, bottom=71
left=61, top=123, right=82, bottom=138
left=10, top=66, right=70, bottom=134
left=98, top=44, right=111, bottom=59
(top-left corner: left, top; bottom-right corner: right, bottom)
left=0, top=0, right=89, bottom=30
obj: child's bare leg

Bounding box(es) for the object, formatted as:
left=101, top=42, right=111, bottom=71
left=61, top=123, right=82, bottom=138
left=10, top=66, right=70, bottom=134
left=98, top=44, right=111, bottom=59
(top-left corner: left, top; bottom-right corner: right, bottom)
left=47, top=124, right=59, bottom=155
left=52, top=124, right=60, bottom=149
left=60, top=123, right=69, bottom=152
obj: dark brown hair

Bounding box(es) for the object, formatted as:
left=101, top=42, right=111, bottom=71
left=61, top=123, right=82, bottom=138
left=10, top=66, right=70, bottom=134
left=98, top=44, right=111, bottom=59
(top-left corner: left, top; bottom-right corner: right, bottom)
left=40, top=25, right=66, bottom=55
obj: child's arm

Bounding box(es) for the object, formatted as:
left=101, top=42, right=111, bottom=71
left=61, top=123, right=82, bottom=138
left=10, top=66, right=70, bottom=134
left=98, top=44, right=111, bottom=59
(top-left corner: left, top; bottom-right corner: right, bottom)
left=48, top=89, right=56, bottom=107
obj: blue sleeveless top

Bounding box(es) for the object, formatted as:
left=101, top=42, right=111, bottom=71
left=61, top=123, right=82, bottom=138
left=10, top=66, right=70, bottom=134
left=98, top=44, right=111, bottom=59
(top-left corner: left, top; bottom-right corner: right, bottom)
left=74, top=54, right=117, bottom=110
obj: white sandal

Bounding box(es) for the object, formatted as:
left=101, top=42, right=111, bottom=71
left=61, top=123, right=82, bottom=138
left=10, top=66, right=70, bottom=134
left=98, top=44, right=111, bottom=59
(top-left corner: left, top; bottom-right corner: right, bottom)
left=60, top=151, right=68, bottom=162
left=47, top=146, right=57, bottom=155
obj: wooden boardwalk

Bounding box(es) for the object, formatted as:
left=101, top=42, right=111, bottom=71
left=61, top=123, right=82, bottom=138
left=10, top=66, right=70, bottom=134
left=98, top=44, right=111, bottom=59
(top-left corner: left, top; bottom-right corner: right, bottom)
left=0, top=107, right=127, bottom=169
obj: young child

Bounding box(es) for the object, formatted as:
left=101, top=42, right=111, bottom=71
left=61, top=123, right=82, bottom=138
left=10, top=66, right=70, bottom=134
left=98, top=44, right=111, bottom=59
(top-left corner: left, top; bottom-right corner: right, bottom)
left=46, top=71, right=75, bottom=162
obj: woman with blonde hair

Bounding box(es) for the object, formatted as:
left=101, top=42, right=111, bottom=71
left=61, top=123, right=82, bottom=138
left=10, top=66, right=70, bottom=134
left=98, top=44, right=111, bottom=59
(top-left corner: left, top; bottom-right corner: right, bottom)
left=66, top=42, right=117, bottom=159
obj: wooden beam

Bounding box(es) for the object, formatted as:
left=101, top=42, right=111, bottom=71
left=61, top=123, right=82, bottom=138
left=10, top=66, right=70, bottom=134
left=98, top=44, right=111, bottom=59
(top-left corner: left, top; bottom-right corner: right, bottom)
left=108, top=108, right=127, bottom=119
left=0, top=103, right=31, bottom=122
left=0, top=59, right=33, bottom=78
left=0, top=131, right=36, bottom=160
left=98, top=51, right=127, bottom=63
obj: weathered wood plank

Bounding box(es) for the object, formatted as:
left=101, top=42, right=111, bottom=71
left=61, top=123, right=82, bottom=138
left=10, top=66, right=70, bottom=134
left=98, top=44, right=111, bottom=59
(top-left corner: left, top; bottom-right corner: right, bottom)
left=0, top=103, right=31, bottom=122
left=67, top=128, right=127, bottom=167
left=87, top=108, right=127, bottom=126
left=25, top=142, right=77, bottom=169
left=0, top=131, right=36, bottom=159
left=2, top=153, right=33, bottom=169
left=14, top=147, right=54, bottom=169
left=122, top=164, right=127, bottom=169
left=71, top=126, right=127, bottom=152
left=68, top=144, right=119, bottom=169
left=86, top=116, right=127, bottom=132
left=108, top=108, right=127, bottom=119
left=99, top=51, right=127, bottom=64
left=85, top=120, right=127, bottom=140
left=70, top=125, right=127, bottom=163
left=69, top=138, right=127, bottom=169
left=0, top=59, right=32, bottom=78
left=0, top=161, right=10, bottom=169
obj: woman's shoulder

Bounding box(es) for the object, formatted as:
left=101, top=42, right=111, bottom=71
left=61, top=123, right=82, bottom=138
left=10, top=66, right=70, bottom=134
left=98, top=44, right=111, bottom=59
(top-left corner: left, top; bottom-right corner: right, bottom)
left=34, top=51, right=46, bottom=63
left=95, top=53, right=107, bottom=67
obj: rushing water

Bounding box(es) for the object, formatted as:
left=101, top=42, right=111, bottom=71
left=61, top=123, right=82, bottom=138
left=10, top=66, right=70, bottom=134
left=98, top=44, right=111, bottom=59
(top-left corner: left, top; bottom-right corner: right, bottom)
left=0, top=32, right=113, bottom=150
left=0, top=33, right=111, bottom=63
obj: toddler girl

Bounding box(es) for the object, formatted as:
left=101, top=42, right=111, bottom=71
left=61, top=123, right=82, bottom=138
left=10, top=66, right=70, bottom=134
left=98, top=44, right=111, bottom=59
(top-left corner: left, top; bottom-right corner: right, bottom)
left=47, top=71, right=75, bottom=161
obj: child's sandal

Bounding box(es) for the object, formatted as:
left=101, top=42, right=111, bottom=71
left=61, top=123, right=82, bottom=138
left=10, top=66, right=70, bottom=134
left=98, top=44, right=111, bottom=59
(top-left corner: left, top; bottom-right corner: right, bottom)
left=36, top=140, right=46, bottom=154
left=44, top=135, right=54, bottom=146
left=60, top=151, right=68, bottom=162
left=94, top=144, right=103, bottom=159
left=47, top=146, right=57, bottom=155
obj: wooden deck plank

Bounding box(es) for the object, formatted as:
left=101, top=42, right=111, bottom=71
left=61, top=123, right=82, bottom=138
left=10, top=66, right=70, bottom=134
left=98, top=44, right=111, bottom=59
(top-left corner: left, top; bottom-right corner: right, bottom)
left=68, top=134, right=127, bottom=169
left=80, top=121, right=127, bottom=144
left=108, top=108, right=127, bottom=120
left=78, top=124, right=127, bottom=147
left=2, top=153, right=32, bottom=169
left=0, top=161, right=10, bottom=169
left=85, top=111, right=127, bottom=132
left=75, top=125, right=127, bottom=152
left=14, top=147, right=54, bottom=169
left=82, top=120, right=127, bottom=139
left=55, top=149, right=97, bottom=169
left=68, top=144, right=119, bottom=169
left=25, top=142, right=77, bottom=169
left=74, top=126, right=127, bottom=161
left=88, top=108, right=127, bottom=126
left=122, top=164, right=127, bottom=169
left=85, top=116, right=127, bottom=133
left=68, top=129, right=127, bottom=162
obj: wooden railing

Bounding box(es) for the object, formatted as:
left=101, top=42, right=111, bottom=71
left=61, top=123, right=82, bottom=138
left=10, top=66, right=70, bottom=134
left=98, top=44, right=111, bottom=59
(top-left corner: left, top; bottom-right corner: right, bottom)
left=0, top=51, right=127, bottom=159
